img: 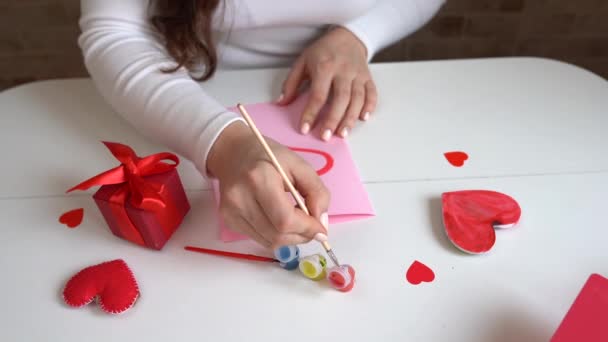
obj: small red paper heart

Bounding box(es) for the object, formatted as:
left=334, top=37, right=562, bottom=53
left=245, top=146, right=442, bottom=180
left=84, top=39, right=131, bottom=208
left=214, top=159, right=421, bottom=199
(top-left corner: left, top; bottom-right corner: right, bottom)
left=63, top=259, right=140, bottom=314
left=406, top=261, right=435, bottom=285
left=444, top=151, right=468, bottom=167
left=59, top=208, right=84, bottom=228
left=442, top=190, right=521, bottom=254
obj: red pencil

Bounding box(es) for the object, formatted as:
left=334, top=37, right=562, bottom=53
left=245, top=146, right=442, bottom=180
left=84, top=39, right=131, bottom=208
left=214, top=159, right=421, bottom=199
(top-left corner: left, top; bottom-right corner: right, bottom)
left=184, top=246, right=278, bottom=263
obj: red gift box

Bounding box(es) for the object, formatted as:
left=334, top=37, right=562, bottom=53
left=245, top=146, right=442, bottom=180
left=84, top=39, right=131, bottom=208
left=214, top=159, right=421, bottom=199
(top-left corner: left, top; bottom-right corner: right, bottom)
left=67, top=142, right=190, bottom=250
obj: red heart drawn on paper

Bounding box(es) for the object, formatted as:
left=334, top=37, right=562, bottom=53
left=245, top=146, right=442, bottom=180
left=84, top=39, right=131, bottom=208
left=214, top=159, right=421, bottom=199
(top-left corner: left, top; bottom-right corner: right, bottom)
left=442, top=190, right=521, bottom=254
left=288, top=147, right=334, bottom=176
left=406, top=261, right=435, bottom=285
left=59, top=208, right=84, bottom=228
left=444, top=151, right=468, bottom=167
left=63, top=259, right=140, bottom=314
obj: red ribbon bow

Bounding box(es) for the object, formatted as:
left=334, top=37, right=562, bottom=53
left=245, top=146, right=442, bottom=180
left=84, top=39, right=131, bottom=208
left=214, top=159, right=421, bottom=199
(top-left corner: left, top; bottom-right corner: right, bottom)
left=67, top=141, right=179, bottom=211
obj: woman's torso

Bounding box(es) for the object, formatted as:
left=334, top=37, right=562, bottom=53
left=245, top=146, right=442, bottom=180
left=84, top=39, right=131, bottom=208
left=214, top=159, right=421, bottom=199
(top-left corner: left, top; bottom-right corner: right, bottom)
left=211, top=0, right=378, bottom=68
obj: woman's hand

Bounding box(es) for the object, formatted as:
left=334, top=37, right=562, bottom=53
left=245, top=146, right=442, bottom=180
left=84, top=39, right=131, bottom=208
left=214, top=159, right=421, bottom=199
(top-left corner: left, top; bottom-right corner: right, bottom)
left=277, top=26, right=377, bottom=141
left=207, top=122, right=330, bottom=249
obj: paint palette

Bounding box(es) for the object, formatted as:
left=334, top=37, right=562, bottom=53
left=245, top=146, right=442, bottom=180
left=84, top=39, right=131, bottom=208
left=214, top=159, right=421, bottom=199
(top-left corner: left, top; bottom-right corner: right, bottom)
left=185, top=245, right=355, bottom=292
left=274, top=246, right=300, bottom=270
left=278, top=248, right=356, bottom=292
left=327, top=265, right=356, bottom=292
left=299, top=254, right=327, bottom=281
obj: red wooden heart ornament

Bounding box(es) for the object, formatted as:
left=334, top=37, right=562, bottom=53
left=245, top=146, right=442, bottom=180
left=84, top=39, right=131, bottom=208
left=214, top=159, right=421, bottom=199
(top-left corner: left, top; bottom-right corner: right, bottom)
left=59, top=208, right=84, bottom=228
left=444, top=151, right=468, bottom=167
left=406, top=261, right=435, bottom=285
left=63, top=259, right=140, bottom=314
left=442, top=190, right=521, bottom=254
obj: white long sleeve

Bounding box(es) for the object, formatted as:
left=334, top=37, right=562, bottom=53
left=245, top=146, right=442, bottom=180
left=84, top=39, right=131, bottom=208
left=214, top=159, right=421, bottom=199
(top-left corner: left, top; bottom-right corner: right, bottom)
left=79, top=0, right=244, bottom=178
left=78, top=0, right=443, bottom=178
left=342, top=0, right=446, bottom=58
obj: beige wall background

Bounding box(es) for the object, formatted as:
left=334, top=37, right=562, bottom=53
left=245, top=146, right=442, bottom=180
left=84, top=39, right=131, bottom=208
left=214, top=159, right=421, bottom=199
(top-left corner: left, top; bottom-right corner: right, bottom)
left=1, top=0, right=607, bottom=91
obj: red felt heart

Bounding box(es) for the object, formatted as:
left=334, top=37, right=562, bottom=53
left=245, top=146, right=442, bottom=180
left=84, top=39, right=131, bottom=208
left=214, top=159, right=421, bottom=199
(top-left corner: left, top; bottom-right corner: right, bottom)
left=406, top=261, right=435, bottom=285
left=63, top=259, right=140, bottom=314
left=444, top=151, right=468, bottom=167
left=442, top=190, right=521, bottom=254
left=59, top=208, right=84, bottom=228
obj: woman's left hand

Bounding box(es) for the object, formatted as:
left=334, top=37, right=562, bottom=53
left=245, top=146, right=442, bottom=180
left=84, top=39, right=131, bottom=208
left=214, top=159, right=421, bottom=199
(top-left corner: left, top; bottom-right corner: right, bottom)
left=277, top=26, right=377, bottom=141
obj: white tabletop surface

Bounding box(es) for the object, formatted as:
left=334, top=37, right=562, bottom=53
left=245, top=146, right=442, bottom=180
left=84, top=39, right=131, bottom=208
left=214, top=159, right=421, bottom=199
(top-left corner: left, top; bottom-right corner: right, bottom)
left=1, top=57, right=607, bottom=198
left=2, top=174, right=607, bottom=341
left=1, top=57, right=607, bottom=341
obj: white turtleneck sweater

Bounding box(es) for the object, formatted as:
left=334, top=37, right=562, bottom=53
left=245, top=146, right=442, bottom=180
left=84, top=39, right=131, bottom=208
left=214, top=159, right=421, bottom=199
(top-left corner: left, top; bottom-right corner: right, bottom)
left=78, top=0, right=445, bottom=176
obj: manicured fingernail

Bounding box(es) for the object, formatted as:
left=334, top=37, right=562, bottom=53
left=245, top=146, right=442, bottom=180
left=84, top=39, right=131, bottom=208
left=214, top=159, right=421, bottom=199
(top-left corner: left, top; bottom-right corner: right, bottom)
left=276, top=93, right=284, bottom=103
left=320, top=212, right=329, bottom=230
left=314, top=233, right=328, bottom=242
left=322, top=129, right=332, bottom=141
left=340, top=127, right=349, bottom=138
left=362, top=112, right=370, bottom=121
left=301, top=122, right=310, bottom=135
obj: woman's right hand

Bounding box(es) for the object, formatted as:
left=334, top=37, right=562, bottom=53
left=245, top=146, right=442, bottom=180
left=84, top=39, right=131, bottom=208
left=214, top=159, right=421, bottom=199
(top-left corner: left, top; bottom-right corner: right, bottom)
left=207, top=121, right=330, bottom=249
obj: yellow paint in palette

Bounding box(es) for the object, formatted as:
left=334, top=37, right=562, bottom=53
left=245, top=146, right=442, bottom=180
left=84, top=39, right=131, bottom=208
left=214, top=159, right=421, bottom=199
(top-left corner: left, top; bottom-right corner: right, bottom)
left=299, top=254, right=327, bottom=280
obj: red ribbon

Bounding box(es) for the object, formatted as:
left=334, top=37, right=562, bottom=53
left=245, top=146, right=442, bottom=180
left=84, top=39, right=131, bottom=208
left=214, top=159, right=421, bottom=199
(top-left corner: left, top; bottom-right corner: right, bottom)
left=67, top=142, right=179, bottom=209
left=67, top=142, right=180, bottom=246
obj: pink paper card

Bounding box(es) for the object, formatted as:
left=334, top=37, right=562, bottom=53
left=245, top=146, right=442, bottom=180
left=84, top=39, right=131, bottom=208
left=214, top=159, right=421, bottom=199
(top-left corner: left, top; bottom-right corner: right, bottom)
left=212, top=95, right=375, bottom=242
left=551, top=274, right=608, bottom=342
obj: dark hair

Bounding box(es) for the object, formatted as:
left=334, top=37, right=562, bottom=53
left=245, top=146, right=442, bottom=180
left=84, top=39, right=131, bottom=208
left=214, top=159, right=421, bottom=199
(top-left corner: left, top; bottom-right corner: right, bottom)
left=151, top=0, right=221, bottom=81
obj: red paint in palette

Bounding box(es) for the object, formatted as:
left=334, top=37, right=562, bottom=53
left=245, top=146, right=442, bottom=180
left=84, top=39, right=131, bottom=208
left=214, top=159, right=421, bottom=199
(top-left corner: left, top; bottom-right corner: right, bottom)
left=444, top=151, right=468, bottom=167
left=59, top=208, right=84, bottom=228
left=406, top=261, right=435, bottom=285
left=327, top=265, right=356, bottom=292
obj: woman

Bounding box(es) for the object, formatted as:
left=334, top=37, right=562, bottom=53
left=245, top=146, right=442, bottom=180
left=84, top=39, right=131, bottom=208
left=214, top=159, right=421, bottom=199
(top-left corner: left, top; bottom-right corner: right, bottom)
left=78, top=0, right=444, bottom=249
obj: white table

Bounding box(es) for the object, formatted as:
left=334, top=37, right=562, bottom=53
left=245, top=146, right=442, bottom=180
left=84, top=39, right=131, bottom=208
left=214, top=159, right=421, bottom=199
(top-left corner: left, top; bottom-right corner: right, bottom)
left=1, top=57, right=607, bottom=341
left=1, top=57, right=607, bottom=198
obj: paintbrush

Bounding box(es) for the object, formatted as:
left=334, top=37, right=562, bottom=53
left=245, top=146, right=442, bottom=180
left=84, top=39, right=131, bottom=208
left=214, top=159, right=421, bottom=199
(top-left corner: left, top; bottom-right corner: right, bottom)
left=185, top=246, right=278, bottom=263
left=236, top=103, right=340, bottom=267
